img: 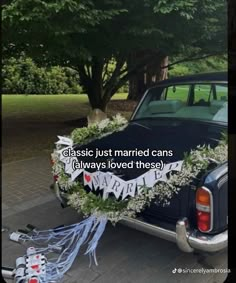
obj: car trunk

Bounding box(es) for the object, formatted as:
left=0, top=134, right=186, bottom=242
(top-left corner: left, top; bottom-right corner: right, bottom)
left=74, top=118, right=227, bottom=233
left=139, top=186, right=197, bottom=231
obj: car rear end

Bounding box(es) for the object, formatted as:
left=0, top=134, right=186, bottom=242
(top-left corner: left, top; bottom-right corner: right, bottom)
left=122, top=161, right=228, bottom=253
left=51, top=72, right=228, bottom=253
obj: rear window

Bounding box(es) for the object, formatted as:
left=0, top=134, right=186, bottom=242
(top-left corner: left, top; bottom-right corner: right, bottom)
left=133, top=83, right=228, bottom=123
left=193, top=84, right=212, bottom=105
left=165, top=85, right=189, bottom=104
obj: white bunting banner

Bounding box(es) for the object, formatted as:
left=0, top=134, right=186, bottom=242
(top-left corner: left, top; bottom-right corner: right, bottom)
left=55, top=135, right=184, bottom=200
left=58, top=158, right=184, bottom=199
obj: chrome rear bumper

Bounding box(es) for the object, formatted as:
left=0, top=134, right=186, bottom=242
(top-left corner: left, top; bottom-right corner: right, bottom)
left=120, top=216, right=228, bottom=253
left=53, top=182, right=227, bottom=253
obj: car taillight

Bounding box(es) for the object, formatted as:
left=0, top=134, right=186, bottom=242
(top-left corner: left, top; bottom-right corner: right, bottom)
left=196, top=187, right=212, bottom=232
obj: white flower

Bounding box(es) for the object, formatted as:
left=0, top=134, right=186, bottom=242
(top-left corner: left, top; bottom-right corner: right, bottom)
left=97, top=118, right=111, bottom=130
left=113, top=113, right=128, bottom=125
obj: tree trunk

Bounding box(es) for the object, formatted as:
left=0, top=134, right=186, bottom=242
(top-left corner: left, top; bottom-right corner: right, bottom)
left=87, top=90, right=107, bottom=112
left=87, top=83, right=114, bottom=112
left=127, top=51, right=168, bottom=101
left=79, top=57, right=108, bottom=112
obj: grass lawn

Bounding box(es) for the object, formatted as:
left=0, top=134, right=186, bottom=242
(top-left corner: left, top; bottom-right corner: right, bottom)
left=2, top=93, right=134, bottom=163
left=2, top=93, right=129, bottom=122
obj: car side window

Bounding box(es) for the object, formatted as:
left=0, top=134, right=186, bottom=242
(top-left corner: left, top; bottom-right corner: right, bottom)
left=165, top=85, right=190, bottom=104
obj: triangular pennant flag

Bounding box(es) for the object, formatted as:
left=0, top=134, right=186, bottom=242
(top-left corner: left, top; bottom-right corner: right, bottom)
left=164, top=160, right=183, bottom=174
left=106, top=175, right=125, bottom=199
left=83, top=171, right=93, bottom=189
left=122, top=179, right=136, bottom=200
left=98, top=172, right=112, bottom=190
left=148, top=169, right=167, bottom=187
left=65, top=159, right=74, bottom=174
left=92, top=171, right=100, bottom=191
left=98, top=172, right=113, bottom=199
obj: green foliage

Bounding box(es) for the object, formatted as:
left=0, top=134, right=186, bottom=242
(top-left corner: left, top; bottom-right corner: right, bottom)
left=71, top=124, right=101, bottom=145
left=117, top=83, right=129, bottom=93
left=71, top=114, right=127, bottom=144
left=220, top=131, right=228, bottom=144
left=68, top=182, right=127, bottom=215
left=168, top=56, right=227, bottom=78
left=2, top=56, right=82, bottom=94
left=3, top=0, right=226, bottom=64
left=168, top=65, right=190, bottom=78
left=2, top=0, right=227, bottom=108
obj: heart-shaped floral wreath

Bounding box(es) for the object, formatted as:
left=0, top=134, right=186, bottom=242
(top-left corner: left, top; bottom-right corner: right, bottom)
left=51, top=114, right=227, bottom=223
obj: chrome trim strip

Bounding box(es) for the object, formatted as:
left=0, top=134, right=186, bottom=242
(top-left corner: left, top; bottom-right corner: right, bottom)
left=130, top=89, right=149, bottom=120
left=196, top=203, right=210, bottom=212
left=120, top=216, right=176, bottom=243
left=217, top=174, right=228, bottom=189
left=145, top=81, right=227, bottom=91
left=204, top=162, right=228, bottom=185
left=120, top=216, right=228, bottom=253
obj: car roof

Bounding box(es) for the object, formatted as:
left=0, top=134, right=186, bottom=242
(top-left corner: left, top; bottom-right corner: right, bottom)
left=152, top=72, right=228, bottom=87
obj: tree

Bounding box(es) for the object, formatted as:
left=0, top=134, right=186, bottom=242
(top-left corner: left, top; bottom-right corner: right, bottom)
left=127, top=51, right=168, bottom=100
left=3, top=0, right=227, bottom=111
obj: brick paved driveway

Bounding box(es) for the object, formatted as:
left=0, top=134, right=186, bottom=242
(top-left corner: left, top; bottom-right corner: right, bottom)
left=2, top=158, right=228, bottom=283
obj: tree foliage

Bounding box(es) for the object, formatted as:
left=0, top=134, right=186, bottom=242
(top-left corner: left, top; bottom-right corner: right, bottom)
left=168, top=55, right=227, bottom=78
left=3, top=0, right=227, bottom=109
left=2, top=56, right=82, bottom=94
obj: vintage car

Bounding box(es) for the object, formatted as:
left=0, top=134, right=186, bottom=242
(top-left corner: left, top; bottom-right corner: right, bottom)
left=53, top=72, right=228, bottom=253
